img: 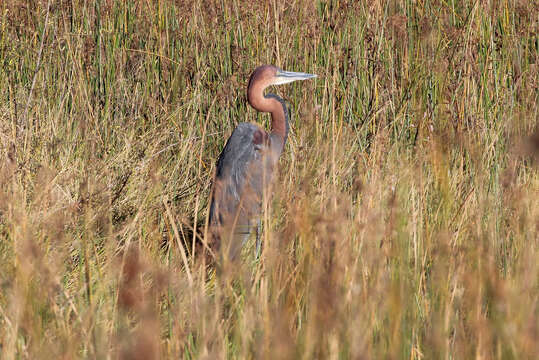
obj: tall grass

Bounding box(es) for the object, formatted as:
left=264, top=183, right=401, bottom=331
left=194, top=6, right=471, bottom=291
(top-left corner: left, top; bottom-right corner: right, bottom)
left=0, top=0, right=537, bottom=358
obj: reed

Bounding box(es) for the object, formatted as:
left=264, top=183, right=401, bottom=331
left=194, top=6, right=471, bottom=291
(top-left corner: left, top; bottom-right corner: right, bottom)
left=0, top=0, right=537, bottom=358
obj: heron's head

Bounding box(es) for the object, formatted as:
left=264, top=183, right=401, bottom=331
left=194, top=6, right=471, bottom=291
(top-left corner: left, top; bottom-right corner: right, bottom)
left=248, top=65, right=317, bottom=93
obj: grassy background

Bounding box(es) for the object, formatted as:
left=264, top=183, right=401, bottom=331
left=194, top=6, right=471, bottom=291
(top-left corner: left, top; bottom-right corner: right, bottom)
left=0, top=0, right=538, bottom=358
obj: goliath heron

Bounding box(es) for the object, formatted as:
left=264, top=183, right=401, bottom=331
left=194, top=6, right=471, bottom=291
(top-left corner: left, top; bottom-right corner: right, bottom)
left=208, top=65, right=316, bottom=259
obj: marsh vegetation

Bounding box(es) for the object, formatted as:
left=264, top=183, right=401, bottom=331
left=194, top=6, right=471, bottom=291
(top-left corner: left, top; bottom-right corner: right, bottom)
left=0, top=0, right=537, bottom=358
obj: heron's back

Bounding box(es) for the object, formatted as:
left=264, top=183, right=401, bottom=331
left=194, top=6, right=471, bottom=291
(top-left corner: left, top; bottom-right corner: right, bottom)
left=209, top=122, right=279, bottom=256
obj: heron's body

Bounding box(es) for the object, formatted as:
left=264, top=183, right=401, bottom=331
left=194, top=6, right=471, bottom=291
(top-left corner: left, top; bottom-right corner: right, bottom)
left=208, top=65, right=315, bottom=258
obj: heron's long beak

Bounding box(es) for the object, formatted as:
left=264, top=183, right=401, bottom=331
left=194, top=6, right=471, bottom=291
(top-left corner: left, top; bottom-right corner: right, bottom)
left=273, top=69, right=317, bottom=85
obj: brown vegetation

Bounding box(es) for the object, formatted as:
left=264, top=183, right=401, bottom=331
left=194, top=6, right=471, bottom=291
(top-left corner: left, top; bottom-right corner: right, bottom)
left=0, top=0, right=537, bottom=358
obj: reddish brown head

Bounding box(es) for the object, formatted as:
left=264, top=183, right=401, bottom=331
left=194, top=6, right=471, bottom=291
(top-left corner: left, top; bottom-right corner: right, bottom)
left=246, top=65, right=316, bottom=142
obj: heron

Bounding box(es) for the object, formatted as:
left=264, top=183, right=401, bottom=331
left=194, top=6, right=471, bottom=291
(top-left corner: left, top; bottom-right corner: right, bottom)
left=208, top=65, right=316, bottom=260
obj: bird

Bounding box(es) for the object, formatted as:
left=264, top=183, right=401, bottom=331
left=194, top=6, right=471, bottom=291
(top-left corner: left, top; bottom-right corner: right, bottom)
left=208, top=65, right=316, bottom=260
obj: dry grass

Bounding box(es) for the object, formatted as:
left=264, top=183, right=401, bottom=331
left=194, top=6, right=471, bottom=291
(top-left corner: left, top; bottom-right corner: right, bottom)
left=0, top=0, right=538, bottom=358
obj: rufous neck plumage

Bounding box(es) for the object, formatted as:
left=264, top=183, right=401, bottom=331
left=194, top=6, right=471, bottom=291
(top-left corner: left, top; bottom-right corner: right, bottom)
left=247, top=72, right=289, bottom=146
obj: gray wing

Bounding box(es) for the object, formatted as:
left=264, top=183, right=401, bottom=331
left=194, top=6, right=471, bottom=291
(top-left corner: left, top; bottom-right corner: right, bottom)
left=209, top=123, right=275, bottom=254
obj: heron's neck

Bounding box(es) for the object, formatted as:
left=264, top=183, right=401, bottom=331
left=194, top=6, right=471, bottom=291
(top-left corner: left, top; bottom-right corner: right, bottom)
left=248, top=88, right=289, bottom=146
left=264, top=93, right=289, bottom=145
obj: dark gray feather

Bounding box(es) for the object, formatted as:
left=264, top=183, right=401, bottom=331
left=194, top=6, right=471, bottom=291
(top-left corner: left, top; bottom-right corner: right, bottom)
left=209, top=123, right=275, bottom=254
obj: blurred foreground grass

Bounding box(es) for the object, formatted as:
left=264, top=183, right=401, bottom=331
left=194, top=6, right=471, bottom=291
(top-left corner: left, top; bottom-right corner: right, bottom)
left=0, top=0, right=538, bottom=358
